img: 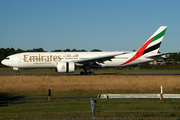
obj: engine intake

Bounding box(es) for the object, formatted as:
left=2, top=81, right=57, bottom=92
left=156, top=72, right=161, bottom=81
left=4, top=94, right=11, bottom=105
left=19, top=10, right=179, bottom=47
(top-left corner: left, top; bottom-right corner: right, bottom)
left=56, top=62, right=75, bottom=73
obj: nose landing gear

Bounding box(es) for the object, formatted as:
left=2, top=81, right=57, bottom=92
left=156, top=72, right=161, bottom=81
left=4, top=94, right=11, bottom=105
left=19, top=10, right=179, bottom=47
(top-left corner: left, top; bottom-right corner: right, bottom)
left=16, top=70, right=20, bottom=75
left=13, top=67, right=20, bottom=75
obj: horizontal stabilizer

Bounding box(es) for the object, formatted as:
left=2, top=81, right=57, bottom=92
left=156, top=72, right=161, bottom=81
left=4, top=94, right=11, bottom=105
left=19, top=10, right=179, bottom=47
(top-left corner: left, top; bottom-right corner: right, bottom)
left=147, top=52, right=176, bottom=59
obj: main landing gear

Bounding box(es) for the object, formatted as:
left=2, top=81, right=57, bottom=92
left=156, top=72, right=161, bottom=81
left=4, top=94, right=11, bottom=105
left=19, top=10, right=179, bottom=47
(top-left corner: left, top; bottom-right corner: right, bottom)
left=80, top=65, right=95, bottom=75
left=80, top=71, right=95, bottom=75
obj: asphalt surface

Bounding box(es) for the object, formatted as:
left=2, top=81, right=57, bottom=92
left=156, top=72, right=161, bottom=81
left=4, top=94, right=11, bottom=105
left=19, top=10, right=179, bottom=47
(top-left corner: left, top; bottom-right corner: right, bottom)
left=0, top=96, right=97, bottom=102
left=1, top=73, right=180, bottom=76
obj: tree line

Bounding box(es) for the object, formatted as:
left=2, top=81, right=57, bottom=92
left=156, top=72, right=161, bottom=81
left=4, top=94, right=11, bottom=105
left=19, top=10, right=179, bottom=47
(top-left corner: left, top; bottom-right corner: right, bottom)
left=0, top=47, right=180, bottom=68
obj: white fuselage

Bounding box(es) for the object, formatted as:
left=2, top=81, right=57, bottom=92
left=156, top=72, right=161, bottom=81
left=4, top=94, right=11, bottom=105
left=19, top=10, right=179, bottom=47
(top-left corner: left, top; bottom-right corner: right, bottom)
left=1, top=51, right=154, bottom=69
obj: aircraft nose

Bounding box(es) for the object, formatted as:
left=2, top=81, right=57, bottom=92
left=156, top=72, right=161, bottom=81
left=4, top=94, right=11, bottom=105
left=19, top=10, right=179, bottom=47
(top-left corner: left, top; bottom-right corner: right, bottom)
left=1, top=59, right=8, bottom=66
left=1, top=59, right=5, bottom=65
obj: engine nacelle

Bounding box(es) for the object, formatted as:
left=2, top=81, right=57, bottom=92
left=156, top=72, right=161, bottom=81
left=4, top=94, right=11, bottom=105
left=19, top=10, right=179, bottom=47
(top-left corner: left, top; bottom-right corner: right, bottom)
left=56, top=62, right=75, bottom=73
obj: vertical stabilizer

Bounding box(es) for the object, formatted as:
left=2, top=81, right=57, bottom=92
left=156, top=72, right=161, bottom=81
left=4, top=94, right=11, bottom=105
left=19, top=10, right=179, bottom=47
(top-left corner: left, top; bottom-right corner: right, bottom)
left=140, top=26, right=167, bottom=54
left=121, top=26, right=167, bottom=66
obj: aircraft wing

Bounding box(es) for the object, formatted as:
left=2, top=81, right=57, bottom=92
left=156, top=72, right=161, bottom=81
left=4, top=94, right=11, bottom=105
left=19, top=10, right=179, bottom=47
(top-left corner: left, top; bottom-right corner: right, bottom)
left=147, top=52, right=176, bottom=59
left=74, top=53, right=126, bottom=64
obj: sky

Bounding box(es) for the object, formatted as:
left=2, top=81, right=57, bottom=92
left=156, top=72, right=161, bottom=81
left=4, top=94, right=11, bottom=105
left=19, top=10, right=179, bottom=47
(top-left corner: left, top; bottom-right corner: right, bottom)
left=0, top=0, right=180, bottom=53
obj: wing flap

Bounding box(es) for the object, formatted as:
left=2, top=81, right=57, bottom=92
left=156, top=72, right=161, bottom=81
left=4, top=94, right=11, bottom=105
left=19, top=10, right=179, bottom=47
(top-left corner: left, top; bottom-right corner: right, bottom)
left=74, top=53, right=125, bottom=64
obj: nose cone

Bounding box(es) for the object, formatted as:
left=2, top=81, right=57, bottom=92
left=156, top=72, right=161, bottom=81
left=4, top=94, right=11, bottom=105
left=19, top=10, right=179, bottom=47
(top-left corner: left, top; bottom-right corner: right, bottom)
left=1, top=59, right=8, bottom=66
left=1, top=59, right=5, bottom=65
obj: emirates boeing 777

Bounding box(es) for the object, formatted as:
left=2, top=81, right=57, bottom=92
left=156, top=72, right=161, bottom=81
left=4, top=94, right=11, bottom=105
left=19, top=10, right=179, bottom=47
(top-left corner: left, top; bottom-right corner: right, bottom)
left=1, top=26, right=171, bottom=75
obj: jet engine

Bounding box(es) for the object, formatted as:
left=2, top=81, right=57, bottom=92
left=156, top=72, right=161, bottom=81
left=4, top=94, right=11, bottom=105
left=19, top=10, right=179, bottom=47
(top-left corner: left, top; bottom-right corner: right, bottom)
left=56, top=62, right=75, bottom=73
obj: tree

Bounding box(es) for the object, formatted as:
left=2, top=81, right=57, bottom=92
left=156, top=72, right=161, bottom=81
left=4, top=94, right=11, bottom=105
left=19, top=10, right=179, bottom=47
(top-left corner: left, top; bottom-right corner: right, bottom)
left=91, top=49, right=102, bottom=52
left=168, top=52, right=180, bottom=62
left=51, top=49, right=63, bottom=52
left=16, top=48, right=25, bottom=53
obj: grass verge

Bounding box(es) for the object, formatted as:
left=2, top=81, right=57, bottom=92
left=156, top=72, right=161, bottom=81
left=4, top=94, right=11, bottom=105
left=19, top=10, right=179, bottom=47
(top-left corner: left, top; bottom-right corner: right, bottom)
left=0, top=99, right=180, bottom=119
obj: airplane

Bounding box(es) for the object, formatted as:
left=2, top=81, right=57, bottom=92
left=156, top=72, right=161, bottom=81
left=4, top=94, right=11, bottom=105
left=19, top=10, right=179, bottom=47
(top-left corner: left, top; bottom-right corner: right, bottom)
left=1, top=26, right=171, bottom=75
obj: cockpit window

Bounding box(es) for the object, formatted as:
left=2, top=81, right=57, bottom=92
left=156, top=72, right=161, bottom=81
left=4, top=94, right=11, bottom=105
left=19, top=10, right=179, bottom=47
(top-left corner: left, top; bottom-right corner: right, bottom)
left=5, top=57, right=10, bottom=60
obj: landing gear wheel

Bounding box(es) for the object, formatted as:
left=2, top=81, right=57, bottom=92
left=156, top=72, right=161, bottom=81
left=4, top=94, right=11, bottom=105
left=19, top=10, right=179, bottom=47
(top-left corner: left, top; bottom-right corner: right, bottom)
left=80, top=71, right=95, bottom=75
left=80, top=71, right=85, bottom=75
left=88, top=71, right=95, bottom=75
left=91, top=71, right=95, bottom=75
left=88, top=71, right=91, bottom=75
left=16, top=71, right=20, bottom=75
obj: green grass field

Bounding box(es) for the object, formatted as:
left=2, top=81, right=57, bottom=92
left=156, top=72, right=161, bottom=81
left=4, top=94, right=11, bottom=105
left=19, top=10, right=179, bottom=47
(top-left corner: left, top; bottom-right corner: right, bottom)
left=1, top=99, right=180, bottom=119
